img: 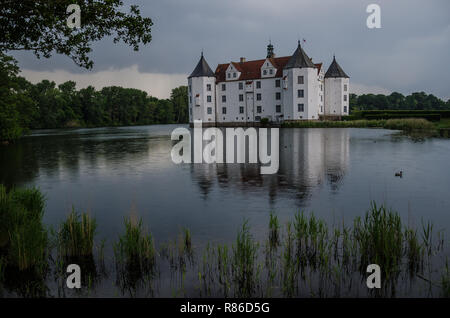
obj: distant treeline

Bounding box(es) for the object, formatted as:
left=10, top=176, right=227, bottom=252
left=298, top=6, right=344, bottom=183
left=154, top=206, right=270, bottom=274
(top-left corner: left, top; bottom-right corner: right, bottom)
left=0, top=53, right=188, bottom=142
left=350, top=92, right=450, bottom=111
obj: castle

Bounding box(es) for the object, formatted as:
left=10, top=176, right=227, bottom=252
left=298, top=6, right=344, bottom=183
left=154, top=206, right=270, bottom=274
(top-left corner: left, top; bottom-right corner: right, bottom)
left=188, top=41, right=349, bottom=126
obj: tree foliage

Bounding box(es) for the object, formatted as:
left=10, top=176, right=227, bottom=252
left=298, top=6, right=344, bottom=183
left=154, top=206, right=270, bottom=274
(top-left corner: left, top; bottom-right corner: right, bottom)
left=0, top=0, right=153, bottom=69
left=350, top=92, right=450, bottom=112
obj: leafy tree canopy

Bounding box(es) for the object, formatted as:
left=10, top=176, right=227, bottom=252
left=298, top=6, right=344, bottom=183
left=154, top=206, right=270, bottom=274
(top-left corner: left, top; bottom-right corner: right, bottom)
left=0, top=0, right=153, bottom=69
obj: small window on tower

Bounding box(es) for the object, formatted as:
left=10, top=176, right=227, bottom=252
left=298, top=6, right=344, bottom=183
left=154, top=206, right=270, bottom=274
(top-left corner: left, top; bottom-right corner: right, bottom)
left=239, top=94, right=244, bottom=102
left=222, top=95, right=226, bottom=103
left=257, top=106, right=262, bottom=113
left=276, top=92, right=281, bottom=100
left=222, top=84, right=226, bottom=91
left=207, top=84, right=211, bottom=91
left=257, top=93, right=261, bottom=101
left=239, top=82, right=243, bottom=90
left=344, top=84, right=347, bottom=91
left=256, top=81, right=261, bottom=89
left=276, top=105, right=281, bottom=113
left=239, top=107, right=244, bottom=114
left=275, top=79, right=280, bottom=87
left=298, top=76, right=304, bottom=84
left=222, top=107, right=227, bottom=114
left=297, top=89, right=304, bottom=98
left=207, top=107, right=212, bottom=114
left=298, top=103, right=304, bottom=112
left=207, top=95, right=212, bottom=102
left=344, top=95, right=347, bottom=102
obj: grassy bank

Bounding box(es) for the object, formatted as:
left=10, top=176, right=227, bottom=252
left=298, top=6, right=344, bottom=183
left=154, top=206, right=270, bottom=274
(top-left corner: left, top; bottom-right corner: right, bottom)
left=282, top=118, right=435, bottom=130
left=282, top=117, right=450, bottom=137
left=1, top=185, right=449, bottom=297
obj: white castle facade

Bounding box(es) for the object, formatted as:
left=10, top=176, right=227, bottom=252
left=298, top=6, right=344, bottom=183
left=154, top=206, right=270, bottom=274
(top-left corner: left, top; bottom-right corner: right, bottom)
left=188, top=42, right=349, bottom=126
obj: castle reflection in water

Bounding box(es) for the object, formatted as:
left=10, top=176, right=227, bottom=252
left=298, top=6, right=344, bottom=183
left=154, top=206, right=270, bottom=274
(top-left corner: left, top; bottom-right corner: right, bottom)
left=190, top=128, right=350, bottom=204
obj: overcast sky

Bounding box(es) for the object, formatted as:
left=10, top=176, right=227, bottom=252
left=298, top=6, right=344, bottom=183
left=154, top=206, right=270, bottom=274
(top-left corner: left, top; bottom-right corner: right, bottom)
left=11, top=0, right=450, bottom=100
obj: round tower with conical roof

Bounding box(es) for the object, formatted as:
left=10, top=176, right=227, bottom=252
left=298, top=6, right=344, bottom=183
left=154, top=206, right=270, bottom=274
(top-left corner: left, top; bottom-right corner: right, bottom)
left=282, top=41, right=320, bottom=121
left=188, top=53, right=216, bottom=126
left=324, top=55, right=350, bottom=117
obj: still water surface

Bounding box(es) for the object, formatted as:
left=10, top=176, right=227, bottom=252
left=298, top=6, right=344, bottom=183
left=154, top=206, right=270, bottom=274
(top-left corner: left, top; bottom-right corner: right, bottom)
left=1, top=125, right=450, bottom=296
left=1, top=125, right=450, bottom=244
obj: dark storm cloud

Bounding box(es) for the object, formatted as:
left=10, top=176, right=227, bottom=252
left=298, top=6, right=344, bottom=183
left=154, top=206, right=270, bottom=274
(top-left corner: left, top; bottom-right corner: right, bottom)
left=11, top=0, right=450, bottom=99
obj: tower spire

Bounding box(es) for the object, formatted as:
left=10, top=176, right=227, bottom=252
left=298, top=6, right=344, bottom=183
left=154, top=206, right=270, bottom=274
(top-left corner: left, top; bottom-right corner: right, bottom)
left=266, top=40, right=275, bottom=58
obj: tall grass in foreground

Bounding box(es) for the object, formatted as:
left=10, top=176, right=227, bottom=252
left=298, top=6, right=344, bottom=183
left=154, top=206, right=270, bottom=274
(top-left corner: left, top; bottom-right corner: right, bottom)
left=114, top=216, right=156, bottom=277
left=57, top=208, right=97, bottom=258
left=232, top=221, right=260, bottom=297
left=0, top=185, right=48, bottom=271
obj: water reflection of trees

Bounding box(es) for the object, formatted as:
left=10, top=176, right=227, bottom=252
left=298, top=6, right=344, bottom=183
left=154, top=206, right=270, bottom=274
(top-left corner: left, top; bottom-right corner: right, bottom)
left=0, top=130, right=153, bottom=188
left=190, top=129, right=350, bottom=205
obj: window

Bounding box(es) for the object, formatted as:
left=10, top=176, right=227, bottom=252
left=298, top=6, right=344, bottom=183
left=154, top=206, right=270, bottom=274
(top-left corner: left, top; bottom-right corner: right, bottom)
left=257, top=106, right=262, bottom=113
left=222, top=107, right=227, bottom=114
left=298, top=103, right=304, bottom=112
left=227, top=73, right=230, bottom=78
left=321, top=106, right=323, bottom=113
left=222, top=95, right=226, bottom=102
left=276, top=105, right=281, bottom=113
left=239, top=107, right=244, bottom=114
left=320, top=95, right=323, bottom=102
left=275, top=79, right=280, bottom=87
left=344, top=95, right=347, bottom=102
left=233, top=72, right=236, bottom=78
left=297, top=76, right=304, bottom=84
left=207, top=84, right=211, bottom=91
left=207, top=107, right=212, bottom=114
left=256, top=81, right=261, bottom=89
left=344, top=84, right=347, bottom=91
left=344, top=106, right=347, bottom=113
left=239, top=82, right=243, bottom=90
left=320, top=84, right=323, bottom=91
left=276, top=92, right=281, bottom=100
left=239, top=94, right=244, bottom=102
left=297, top=89, right=304, bottom=98
left=263, top=70, right=267, bottom=75
left=222, top=84, right=226, bottom=91
left=189, top=96, right=192, bottom=103
left=189, top=108, right=192, bottom=115
left=189, top=85, right=191, bottom=93
left=257, top=93, right=261, bottom=101
left=207, top=95, right=212, bottom=102
left=269, top=69, right=273, bottom=75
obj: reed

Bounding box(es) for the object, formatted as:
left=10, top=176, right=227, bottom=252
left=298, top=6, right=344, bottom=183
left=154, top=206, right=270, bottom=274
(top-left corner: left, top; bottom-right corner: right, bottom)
left=232, top=220, right=259, bottom=297
left=441, top=258, right=450, bottom=297
left=114, top=216, right=156, bottom=274
left=0, top=185, right=48, bottom=271
left=353, top=202, right=403, bottom=281
left=268, top=212, right=280, bottom=249
left=57, top=208, right=97, bottom=258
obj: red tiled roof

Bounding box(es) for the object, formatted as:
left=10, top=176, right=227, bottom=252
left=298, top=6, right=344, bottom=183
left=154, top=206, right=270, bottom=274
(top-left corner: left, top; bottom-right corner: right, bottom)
left=215, top=56, right=322, bottom=82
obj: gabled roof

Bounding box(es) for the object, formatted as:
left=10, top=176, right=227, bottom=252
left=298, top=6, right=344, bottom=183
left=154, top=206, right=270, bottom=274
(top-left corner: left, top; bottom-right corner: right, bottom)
left=188, top=53, right=215, bottom=78
left=215, top=56, right=290, bottom=82
left=324, top=56, right=349, bottom=78
left=284, top=42, right=316, bottom=69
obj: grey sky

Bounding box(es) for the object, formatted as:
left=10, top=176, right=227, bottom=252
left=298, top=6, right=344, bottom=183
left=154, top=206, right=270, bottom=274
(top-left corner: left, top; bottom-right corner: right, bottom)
left=12, top=0, right=450, bottom=99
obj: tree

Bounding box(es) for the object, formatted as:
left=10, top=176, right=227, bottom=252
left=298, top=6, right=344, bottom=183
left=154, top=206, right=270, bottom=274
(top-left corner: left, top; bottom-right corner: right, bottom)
left=0, top=0, right=153, bottom=69
left=0, top=52, right=34, bottom=141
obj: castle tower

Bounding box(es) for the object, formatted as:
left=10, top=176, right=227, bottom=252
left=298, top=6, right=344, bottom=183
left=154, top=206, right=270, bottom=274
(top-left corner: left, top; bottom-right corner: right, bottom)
left=266, top=40, right=275, bottom=58
left=324, top=56, right=350, bottom=117
left=188, top=52, right=216, bottom=125
left=282, top=41, right=319, bottom=121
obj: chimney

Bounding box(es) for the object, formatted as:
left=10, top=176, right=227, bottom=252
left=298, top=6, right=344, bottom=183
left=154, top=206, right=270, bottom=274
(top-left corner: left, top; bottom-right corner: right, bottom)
left=240, top=57, right=246, bottom=63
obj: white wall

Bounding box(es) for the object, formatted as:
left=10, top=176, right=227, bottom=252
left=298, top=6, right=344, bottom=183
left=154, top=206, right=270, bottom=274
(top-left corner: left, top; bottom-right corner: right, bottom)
left=324, top=77, right=349, bottom=116
left=188, top=76, right=216, bottom=123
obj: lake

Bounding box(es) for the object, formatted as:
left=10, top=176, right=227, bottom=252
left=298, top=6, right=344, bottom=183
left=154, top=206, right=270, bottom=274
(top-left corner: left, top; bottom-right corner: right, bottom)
left=1, top=125, right=450, bottom=296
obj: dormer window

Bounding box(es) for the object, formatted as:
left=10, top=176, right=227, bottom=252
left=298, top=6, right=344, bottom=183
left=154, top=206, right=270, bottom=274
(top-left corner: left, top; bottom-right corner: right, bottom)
left=263, top=70, right=267, bottom=75
left=233, top=72, right=236, bottom=78
left=269, top=69, right=273, bottom=75
left=227, top=73, right=230, bottom=78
